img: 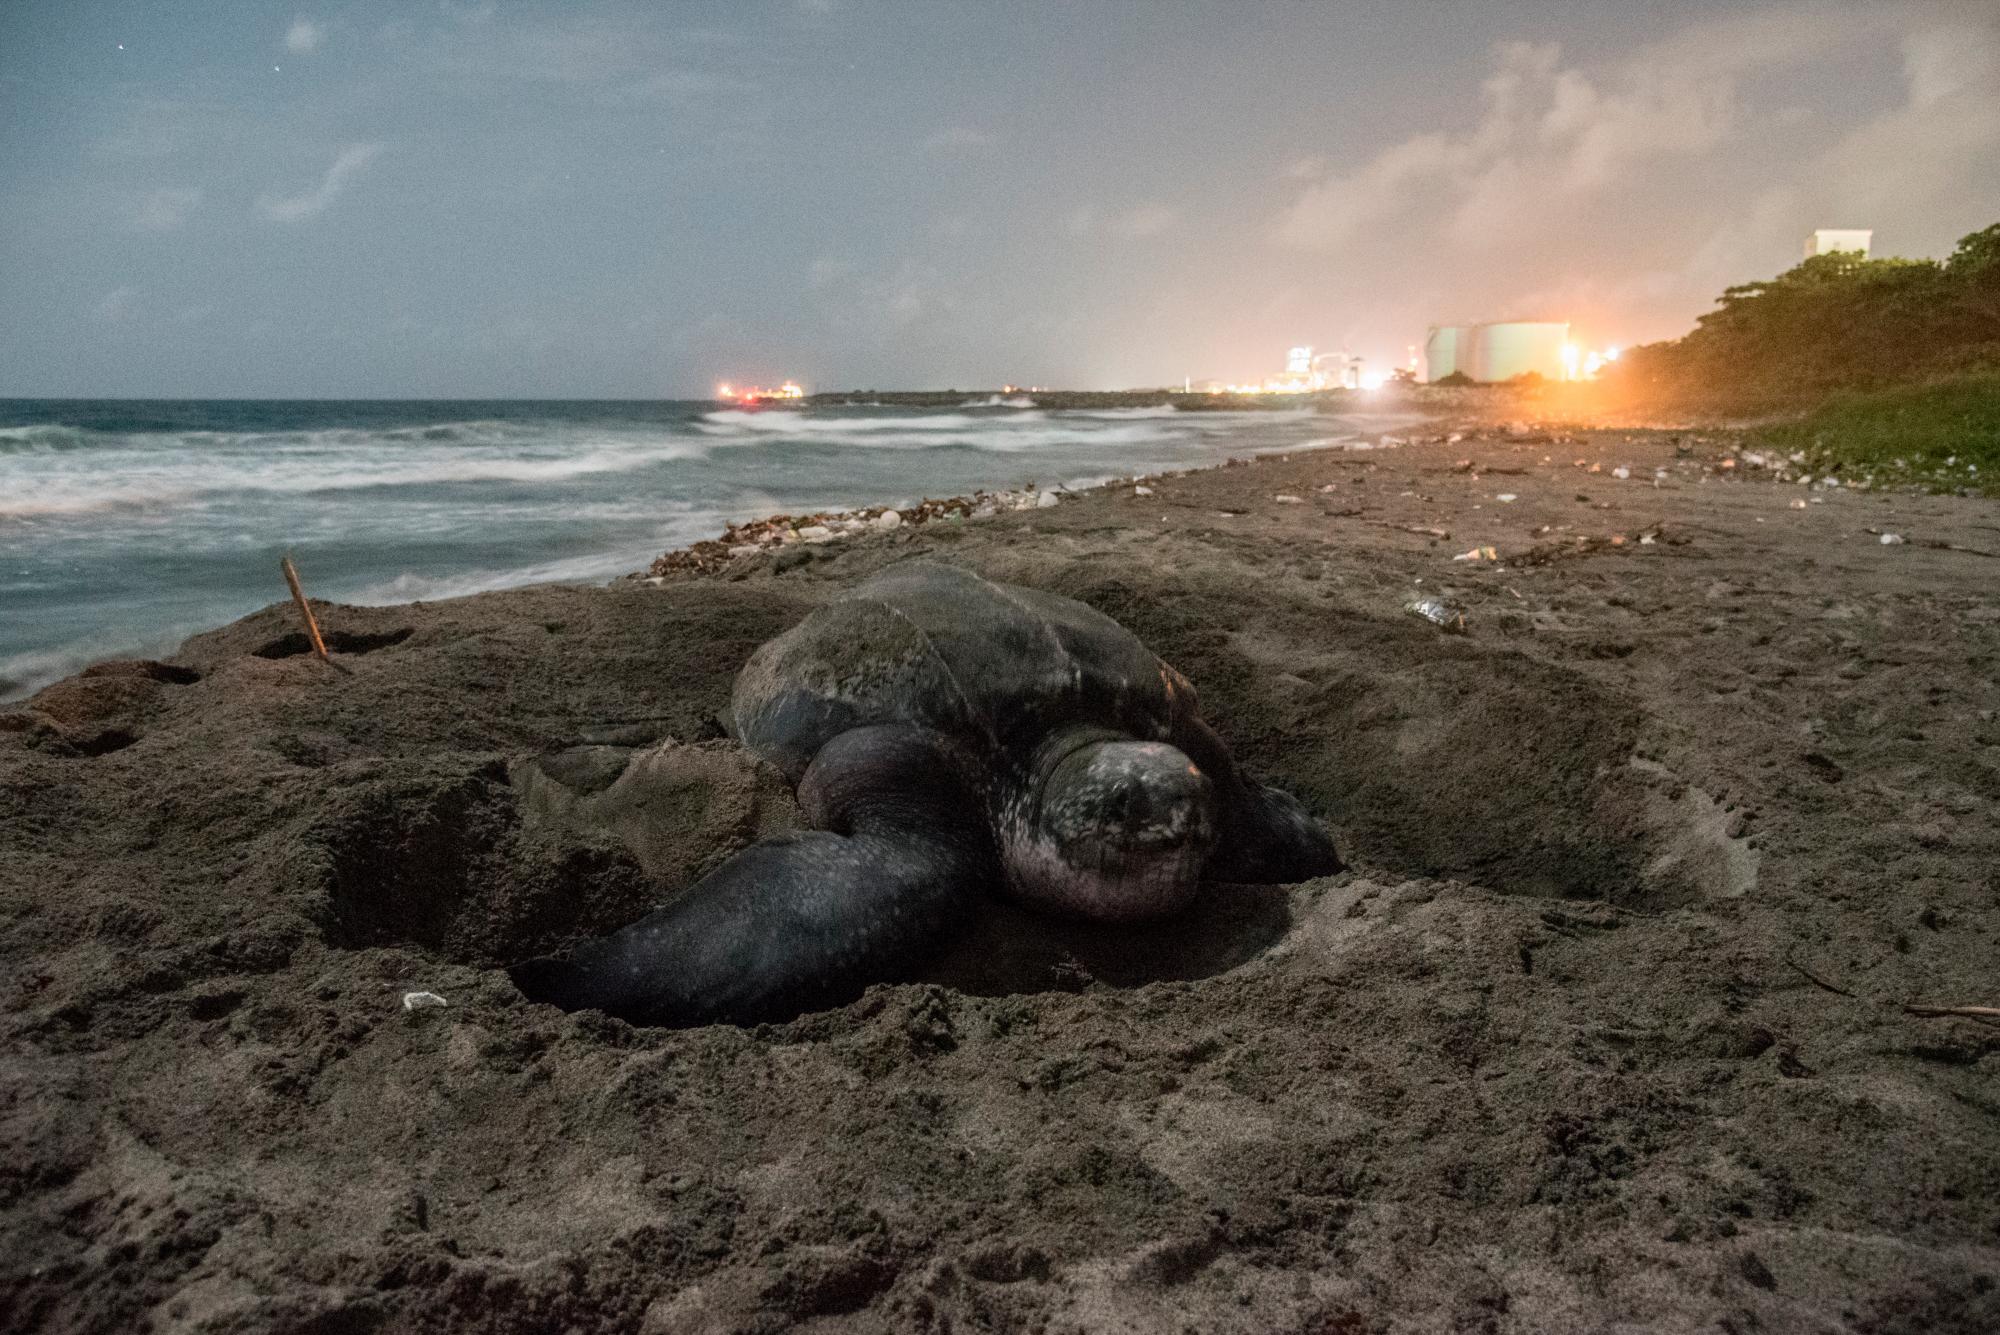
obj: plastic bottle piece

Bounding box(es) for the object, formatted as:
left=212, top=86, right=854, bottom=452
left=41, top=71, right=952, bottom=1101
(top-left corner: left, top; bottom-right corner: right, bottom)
left=1405, top=597, right=1467, bottom=633
left=402, top=991, right=448, bottom=1011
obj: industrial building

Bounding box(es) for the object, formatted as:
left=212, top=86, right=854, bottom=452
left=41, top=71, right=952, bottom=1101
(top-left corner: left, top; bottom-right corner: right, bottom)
left=1424, top=321, right=1572, bottom=383
left=1423, top=326, right=1462, bottom=381
left=1805, top=229, right=1873, bottom=259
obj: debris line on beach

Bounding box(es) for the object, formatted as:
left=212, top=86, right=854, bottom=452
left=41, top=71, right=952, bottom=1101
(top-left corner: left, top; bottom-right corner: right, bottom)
left=643, top=485, right=1069, bottom=577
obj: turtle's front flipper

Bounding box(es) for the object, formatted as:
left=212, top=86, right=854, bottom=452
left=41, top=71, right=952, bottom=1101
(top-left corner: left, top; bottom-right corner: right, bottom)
left=1169, top=715, right=1342, bottom=884
left=509, top=726, right=992, bottom=1028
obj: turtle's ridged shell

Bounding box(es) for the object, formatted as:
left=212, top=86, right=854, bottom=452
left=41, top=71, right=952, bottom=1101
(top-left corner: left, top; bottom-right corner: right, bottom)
left=731, top=563, right=1192, bottom=783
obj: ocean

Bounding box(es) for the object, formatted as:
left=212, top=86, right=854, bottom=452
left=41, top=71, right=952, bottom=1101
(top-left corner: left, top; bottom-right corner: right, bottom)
left=0, top=397, right=1404, bottom=700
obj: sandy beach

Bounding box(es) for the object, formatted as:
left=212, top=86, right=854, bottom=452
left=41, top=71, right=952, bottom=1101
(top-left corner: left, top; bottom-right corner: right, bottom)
left=4, top=411, right=1997, bottom=1332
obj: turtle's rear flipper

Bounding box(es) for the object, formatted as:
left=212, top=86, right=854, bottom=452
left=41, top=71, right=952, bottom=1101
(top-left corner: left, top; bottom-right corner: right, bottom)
left=509, top=726, right=991, bottom=1028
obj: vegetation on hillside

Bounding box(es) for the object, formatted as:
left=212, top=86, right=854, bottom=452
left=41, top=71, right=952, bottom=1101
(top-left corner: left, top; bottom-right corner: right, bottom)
left=1614, top=222, right=2000, bottom=407
left=1751, top=374, right=2000, bottom=497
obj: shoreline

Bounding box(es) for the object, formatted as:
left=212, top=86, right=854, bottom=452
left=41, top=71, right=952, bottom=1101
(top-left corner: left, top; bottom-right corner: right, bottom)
left=627, top=425, right=1446, bottom=580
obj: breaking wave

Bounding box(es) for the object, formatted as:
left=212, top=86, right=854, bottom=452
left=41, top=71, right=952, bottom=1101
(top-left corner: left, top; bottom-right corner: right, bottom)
left=699, top=410, right=988, bottom=433
left=341, top=546, right=685, bottom=606
left=0, top=429, right=714, bottom=521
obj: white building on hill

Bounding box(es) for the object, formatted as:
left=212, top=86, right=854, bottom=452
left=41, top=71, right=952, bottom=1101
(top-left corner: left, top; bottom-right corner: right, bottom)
left=1805, top=229, right=1873, bottom=259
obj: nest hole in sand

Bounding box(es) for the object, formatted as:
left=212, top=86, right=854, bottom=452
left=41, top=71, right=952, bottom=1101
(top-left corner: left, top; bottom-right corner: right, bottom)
left=69, top=728, right=140, bottom=757
left=301, top=738, right=1296, bottom=1005
left=312, top=759, right=523, bottom=952
left=295, top=581, right=1755, bottom=1014
left=253, top=627, right=413, bottom=660
left=1050, top=575, right=1757, bottom=913
left=80, top=659, right=201, bottom=686
left=0, top=659, right=203, bottom=757
left=306, top=742, right=797, bottom=972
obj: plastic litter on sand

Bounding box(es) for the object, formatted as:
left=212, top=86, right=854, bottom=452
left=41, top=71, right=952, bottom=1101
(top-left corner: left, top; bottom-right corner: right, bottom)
left=1405, top=597, right=1467, bottom=633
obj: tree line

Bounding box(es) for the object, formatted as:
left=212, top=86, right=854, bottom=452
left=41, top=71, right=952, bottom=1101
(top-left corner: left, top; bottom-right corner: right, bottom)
left=1612, top=222, right=2000, bottom=406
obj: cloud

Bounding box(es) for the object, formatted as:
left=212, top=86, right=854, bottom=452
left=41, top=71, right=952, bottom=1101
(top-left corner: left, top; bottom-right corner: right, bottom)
left=1111, top=204, right=1179, bottom=238
left=923, top=125, right=994, bottom=154
left=285, top=17, right=325, bottom=54
left=95, top=288, right=137, bottom=323
left=1903, top=16, right=1999, bottom=106
left=420, top=17, right=762, bottom=109
left=257, top=144, right=382, bottom=222
left=808, top=255, right=854, bottom=289
left=131, top=186, right=202, bottom=231
left=92, top=95, right=240, bottom=162
left=1069, top=202, right=1181, bottom=239
left=886, top=260, right=950, bottom=327
left=1273, top=130, right=1462, bottom=251
left=1272, top=9, right=1907, bottom=254
left=611, top=69, right=756, bottom=104
left=1627, top=13, right=2000, bottom=295
left=1808, top=18, right=2000, bottom=234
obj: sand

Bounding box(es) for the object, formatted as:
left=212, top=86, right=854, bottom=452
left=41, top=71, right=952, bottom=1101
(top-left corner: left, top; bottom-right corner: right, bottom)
left=3, top=419, right=1997, bottom=1333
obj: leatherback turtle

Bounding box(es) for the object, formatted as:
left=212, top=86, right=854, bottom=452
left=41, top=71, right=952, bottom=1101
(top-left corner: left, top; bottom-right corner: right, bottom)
left=511, top=562, right=1339, bottom=1026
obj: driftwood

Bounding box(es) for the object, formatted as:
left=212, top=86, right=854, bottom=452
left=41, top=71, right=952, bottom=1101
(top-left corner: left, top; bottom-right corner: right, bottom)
left=1785, top=957, right=1857, bottom=998
left=1787, top=957, right=1996, bottom=1026
left=1902, top=1004, right=2000, bottom=1027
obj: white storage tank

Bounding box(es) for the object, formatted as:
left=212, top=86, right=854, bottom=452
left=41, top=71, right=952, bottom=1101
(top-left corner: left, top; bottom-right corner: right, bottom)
left=1467, top=322, right=1570, bottom=382
left=1424, top=326, right=1466, bottom=381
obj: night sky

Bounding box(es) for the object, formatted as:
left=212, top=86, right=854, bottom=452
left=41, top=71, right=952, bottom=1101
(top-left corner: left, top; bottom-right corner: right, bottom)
left=3, top=1, right=1996, bottom=397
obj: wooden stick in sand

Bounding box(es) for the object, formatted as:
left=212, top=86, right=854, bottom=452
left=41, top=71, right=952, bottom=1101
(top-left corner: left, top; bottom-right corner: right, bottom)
left=1903, top=1004, right=2000, bottom=1026
left=1788, top=956, right=1997, bottom=1026
left=280, top=555, right=350, bottom=674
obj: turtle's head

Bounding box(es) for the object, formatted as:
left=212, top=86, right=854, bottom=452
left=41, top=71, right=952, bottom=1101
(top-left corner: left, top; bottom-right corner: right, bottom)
left=1010, top=729, right=1218, bottom=921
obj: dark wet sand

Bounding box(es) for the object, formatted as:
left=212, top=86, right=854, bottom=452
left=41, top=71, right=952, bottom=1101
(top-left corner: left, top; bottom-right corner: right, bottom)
left=3, top=419, right=1997, bottom=1333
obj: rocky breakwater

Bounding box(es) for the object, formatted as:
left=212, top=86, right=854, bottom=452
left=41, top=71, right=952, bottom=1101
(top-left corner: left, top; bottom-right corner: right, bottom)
left=638, top=484, right=1067, bottom=580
